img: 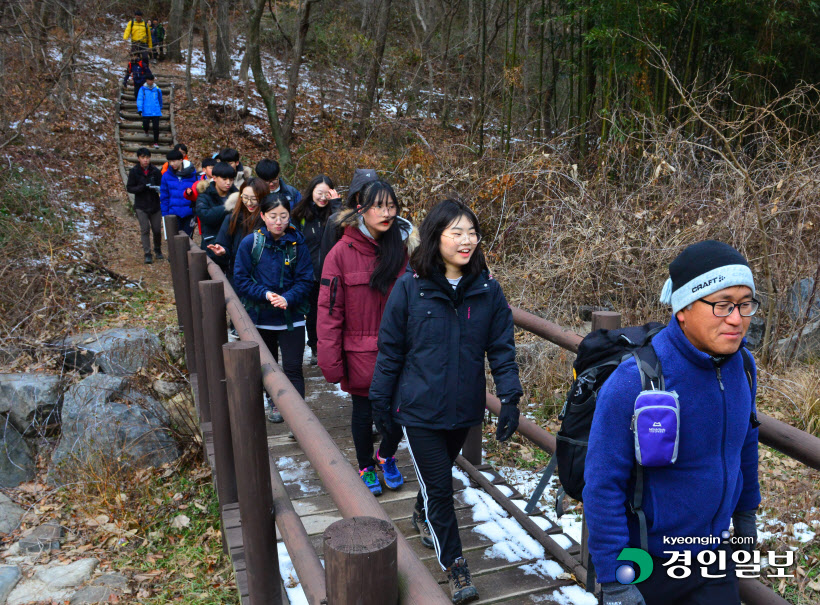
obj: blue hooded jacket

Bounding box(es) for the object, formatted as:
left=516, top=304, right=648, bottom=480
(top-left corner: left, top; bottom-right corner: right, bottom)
left=137, top=84, right=163, bottom=117
left=160, top=161, right=198, bottom=219
left=583, top=316, right=761, bottom=583
left=233, top=225, right=314, bottom=327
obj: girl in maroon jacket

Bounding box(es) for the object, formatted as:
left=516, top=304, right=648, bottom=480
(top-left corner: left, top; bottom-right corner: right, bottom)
left=317, top=181, right=418, bottom=496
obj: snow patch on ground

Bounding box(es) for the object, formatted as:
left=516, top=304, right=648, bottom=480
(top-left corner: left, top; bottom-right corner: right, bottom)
left=277, top=542, right=308, bottom=605
left=534, top=585, right=599, bottom=604
left=276, top=456, right=321, bottom=495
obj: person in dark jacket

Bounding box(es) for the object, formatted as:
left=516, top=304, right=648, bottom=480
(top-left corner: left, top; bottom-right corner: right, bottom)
left=584, top=241, right=761, bottom=605
left=317, top=180, right=418, bottom=497
left=291, top=175, right=342, bottom=364
left=319, top=168, right=378, bottom=264
left=233, top=193, right=313, bottom=419
left=126, top=147, right=163, bottom=263
left=196, top=162, right=237, bottom=252
left=151, top=19, right=165, bottom=61
left=369, top=198, right=522, bottom=605
left=159, top=150, right=198, bottom=236
left=123, top=53, right=151, bottom=101
left=255, top=159, right=301, bottom=206
left=207, top=177, right=266, bottom=283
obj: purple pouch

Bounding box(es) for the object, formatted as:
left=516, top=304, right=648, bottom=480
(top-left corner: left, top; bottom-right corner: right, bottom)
left=631, top=390, right=680, bottom=467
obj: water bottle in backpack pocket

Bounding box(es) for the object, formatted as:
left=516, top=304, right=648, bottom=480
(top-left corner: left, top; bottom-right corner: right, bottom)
left=631, top=389, right=680, bottom=467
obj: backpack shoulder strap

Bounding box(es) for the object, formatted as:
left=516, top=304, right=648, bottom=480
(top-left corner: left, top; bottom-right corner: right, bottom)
left=632, top=343, right=664, bottom=391
left=739, top=347, right=762, bottom=428
left=250, top=231, right=266, bottom=268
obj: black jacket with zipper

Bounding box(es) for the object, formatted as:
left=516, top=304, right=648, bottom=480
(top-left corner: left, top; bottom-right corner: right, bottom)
left=369, top=269, right=522, bottom=430
left=126, top=163, right=162, bottom=213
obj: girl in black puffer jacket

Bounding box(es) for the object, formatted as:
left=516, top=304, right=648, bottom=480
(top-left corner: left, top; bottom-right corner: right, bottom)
left=369, top=198, right=523, bottom=605
left=291, top=175, right=342, bottom=363
left=207, top=178, right=266, bottom=284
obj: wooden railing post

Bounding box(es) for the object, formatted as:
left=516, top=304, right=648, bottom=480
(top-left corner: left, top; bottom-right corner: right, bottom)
left=461, top=425, right=482, bottom=465
left=172, top=234, right=196, bottom=372
left=324, top=517, right=398, bottom=605
left=162, top=214, right=178, bottom=243
left=223, top=341, right=281, bottom=605
left=188, top=248, right=211, bottom=423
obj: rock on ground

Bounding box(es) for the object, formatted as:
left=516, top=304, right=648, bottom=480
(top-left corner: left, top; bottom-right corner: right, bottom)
left=49, top=374, right=179, bottom=483
left=61, top=328, right=161, bottom=376
left=6, top=558, right=98, bottom=605
left=0, top=374, right=63, bottom=437
left=0, top=493, right=25, bottom=535
left=0, top=423, right=35, bottom=488
left=0, top=565, right=21, bottom=603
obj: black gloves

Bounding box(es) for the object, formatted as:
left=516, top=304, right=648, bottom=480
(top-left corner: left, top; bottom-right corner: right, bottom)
left=601, top=583, right=646, bottom=605
left=372, top=407, right=395, bottom=437
left=732, top=509, right=758, bottom=553
left=495, top=403, right=519, bottom=441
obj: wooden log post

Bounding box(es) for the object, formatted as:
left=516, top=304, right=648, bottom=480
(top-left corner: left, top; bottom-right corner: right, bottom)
left=199, top=280, right=238, bottom=556
left=172, top=235, right=196, bottom=372
left=461, top=425, right=482, bottom=465
left=162, top=214, right=178, bottom=242
left=188, top=249, right=212, bottom=423
left=591, top=311, right=621, bottom=332
left=223, top=341, right=281, bottom=605
left=324, top=517, right=398, bottom=605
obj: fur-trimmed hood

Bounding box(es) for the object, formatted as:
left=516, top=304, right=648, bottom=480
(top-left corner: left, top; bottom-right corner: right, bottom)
left=196, top=178, right=211, bottom=194
left=334, top=208, right=419, bottom=254
left=224, top=191, right=239, bottom=213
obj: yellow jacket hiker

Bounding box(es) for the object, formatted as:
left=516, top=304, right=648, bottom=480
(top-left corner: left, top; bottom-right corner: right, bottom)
left=123, top=18, right=153, bottom=48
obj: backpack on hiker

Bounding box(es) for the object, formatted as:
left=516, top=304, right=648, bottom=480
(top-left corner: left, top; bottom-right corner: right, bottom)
left=525, top=322, right=759, bottom=536
left=240, top=230, right=310, bottom=330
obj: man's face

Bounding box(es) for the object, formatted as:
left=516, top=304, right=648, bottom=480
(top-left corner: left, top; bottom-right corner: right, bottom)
left=214, top=175, right=234, bottom=193
left=267, top=177, right=280, bottom=192
left=135, top=15, right=143, bottom=22
left=138, top=155, right=151, bottom=169
left=675, top=285, right=753, bottom=356
left=169, top=159, right=182, bottom=171
left=228, top=161, right=239, bottom=170
left=204, top=166, right=214, bottom=179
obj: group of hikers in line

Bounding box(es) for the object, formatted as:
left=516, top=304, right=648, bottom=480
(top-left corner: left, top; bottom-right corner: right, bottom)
left=123, top=9, right=165, bottom=62
left=128, top=142, right=762, bottom=604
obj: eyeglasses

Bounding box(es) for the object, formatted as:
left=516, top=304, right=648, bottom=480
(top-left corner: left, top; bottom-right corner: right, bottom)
left=241, top=195, right=257, bottom=203
left=442, top=232, right=481, bottom=245
left=696, top=298, right=760, bottom=317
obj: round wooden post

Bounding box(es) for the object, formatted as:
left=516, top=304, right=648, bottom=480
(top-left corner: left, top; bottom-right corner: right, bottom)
left=461, top=425, right=482, bottom=465
left=223, top=342, right=280, bottom=605
left=199, top=281, right=238, bottom=502
left=591, top=311, right=621, bottom=331
left=188, top=249, right=211, bottom=423
left=324, top=517, right=398, bottom=605
left=172, top=235, right=196, bottom=372
left=162, top=214, right=178, bottom=242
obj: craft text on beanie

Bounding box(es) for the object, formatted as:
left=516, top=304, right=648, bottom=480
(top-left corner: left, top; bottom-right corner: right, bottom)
left=659, top=240, right=755, bottom=314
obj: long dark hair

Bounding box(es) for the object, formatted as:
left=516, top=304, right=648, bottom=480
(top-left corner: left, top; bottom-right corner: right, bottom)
left=410, top=198, right=487, bottom=279
left=229, top=177, right=267, bottom=237
left=342, top=180, right=407, bottom=295
left=292, top=175, right=335, bottom=224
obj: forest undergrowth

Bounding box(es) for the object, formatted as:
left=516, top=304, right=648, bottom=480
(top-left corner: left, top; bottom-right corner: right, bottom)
left=1, top=13, right=818, bottom=602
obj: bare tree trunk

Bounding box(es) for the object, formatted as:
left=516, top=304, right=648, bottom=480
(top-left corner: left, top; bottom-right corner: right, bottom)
left=248, top=0, right=291, bottom=169
left=281, top=0, right=320, bottom=144
left=201, top=1, right=215, bottom=83
left=185, top=1, right=197, bottom=106
left=214, top=0, right=231, bottom=79
left=167, top=0, right=185, bottom=62
left=355, top=0, right=392, bottom=141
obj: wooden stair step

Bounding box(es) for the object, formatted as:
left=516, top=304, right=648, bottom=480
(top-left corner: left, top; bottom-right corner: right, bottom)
left=120, top=111, right=170, bottom=120
left=123, top=155, right=166, bottom=165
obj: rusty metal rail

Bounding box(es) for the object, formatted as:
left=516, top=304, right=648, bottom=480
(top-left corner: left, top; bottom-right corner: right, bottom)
left=199, top=241, right=451, bottom=605
left=499, top=306, right=805, bottom=605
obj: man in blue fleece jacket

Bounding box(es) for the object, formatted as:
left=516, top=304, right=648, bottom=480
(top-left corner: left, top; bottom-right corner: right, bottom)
left=584, top=240, right=761, bottom=605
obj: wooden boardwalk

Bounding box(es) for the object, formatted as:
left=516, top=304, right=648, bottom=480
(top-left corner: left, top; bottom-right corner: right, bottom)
left=215, top=361, right=590, bottom=604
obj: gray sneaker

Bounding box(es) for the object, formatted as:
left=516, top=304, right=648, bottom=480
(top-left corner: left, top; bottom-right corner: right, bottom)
left=266, top=406, right=283, bottom=423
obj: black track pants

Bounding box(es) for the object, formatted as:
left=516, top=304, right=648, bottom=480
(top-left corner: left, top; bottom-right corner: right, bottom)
left=638, top=545, right=740, bottom=605
left=305, top=281, right=320, bottom=352
left=350, top=394, right=402, bottom=470
left=258, top=326, right=306, bottom=399
left=403, top=425, right=471, bottom=570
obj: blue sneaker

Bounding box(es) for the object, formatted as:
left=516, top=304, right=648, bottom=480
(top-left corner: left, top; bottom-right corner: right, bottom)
left=359, top=467, right=382, bottom=496
left=376, top=453, right=404, bottom=490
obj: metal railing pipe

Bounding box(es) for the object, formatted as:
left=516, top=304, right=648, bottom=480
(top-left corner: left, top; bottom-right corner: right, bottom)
left=203, top=253, right=451, bottom=605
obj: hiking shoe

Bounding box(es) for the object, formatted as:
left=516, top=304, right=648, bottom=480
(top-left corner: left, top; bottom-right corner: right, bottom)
left=154, top=250, right=164, bottom=260
left=266, top=406, right=283, bottom=423
left=309, top=347, right=318, bottom=365
left=447, top=557, right=478, bottom=604
left=144, top=253, right=153, bottom=264
left=376, top=452, right=404, bottom=490
left=359, top=467, right=382, bottom=496
left=412, top=505, right=434, bottom=549
left=153, top=143, right=160, bottom=148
